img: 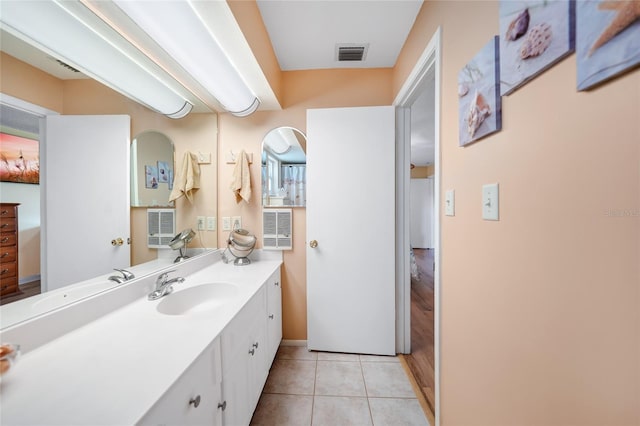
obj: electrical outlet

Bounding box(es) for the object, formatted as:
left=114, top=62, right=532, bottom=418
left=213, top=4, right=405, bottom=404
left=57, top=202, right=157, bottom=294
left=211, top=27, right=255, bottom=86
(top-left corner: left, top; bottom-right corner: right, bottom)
left=207, top=216, right=216, bottom=231
left=232, top=216, right=242, bottom=230
left=197, top=216, right=206, bottom=231
left=222, top=217, right=231, bottom=231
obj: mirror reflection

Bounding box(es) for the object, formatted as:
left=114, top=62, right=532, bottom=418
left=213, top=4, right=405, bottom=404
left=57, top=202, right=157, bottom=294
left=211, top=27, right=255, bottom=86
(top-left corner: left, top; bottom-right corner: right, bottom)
left=261, top=127, right=306, bottom=207
left=131, top=131, right=175, bottom=207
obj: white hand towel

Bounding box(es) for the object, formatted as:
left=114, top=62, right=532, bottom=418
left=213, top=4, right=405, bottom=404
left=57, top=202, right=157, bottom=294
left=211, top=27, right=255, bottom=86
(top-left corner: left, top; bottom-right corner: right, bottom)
left=230, top=150, right=251, bottom=203
left=169, top=152, right=200, bottom=204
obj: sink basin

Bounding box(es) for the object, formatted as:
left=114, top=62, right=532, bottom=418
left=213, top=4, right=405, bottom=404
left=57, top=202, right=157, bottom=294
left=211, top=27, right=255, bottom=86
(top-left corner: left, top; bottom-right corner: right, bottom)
left=156, top=283, right=238, bottom=316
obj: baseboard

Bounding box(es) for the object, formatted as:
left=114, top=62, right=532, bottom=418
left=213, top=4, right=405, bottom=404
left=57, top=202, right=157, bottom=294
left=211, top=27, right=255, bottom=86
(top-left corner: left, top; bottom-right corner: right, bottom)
left=280, top=339, right=307, bottom=347
left=19, top=274, right=41, bottom=285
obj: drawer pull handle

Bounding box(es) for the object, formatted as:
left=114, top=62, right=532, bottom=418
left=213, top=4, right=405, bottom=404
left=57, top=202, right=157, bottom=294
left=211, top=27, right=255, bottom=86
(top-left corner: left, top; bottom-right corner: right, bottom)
left=0, top=210, right=8, bottom=215
left=189, top=395, right=201, bottom=408
left=1, top=269, right=9, bottom=275
left=1, top=253, right=8, bottom=258
left=252, top=342, right=259, bottom=349
left=1, top=237, right=9, bottom=243
left=269, top=314, right=274, bottom=319
left=249, top=348, right=255, bottom=356
left=0, top=224, right=8, bottom=228
left=274, top=281, right=279, bottom=286
left=217, top=401, right=227, bottom=411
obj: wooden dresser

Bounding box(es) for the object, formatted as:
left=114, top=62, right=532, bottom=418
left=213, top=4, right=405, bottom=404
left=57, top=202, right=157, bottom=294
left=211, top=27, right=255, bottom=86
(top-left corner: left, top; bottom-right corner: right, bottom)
left=0, top=203, right=20, bottom=297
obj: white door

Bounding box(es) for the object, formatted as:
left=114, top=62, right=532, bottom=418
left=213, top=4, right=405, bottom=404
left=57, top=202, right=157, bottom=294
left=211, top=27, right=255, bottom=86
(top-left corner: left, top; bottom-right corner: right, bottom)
left=41, top=115, right=130, bottom=291
left=307, top=106, right=396, bottom=355
left=410, top=178, right=434, bottom=249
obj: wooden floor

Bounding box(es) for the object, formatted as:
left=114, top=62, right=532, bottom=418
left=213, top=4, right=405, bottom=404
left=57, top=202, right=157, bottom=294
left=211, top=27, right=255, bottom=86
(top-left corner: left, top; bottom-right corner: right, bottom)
left=404, top=248, right=435, bottom=419
left=0, top=280, right=41, bottom=305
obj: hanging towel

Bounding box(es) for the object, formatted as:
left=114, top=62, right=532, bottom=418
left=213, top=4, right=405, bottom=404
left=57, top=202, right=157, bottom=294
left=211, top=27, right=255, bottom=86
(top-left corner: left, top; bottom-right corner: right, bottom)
left=230, top=150, right=251, bottom=203
left=169, top=152, right=200, bottom=204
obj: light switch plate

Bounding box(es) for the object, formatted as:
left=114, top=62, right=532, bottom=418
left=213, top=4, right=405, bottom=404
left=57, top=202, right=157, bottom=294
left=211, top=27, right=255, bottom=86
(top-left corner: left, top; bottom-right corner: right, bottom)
left=197, top=216, right=205, bottom=231
left=445, top=190, right=455, bottom=216
left=206, top=216, right=216, bottom=231
left=222, top=217, right=231, bottom=231
left=482, top=183, right=499, bottom=220
left=232, top=216, right=242, bottom=230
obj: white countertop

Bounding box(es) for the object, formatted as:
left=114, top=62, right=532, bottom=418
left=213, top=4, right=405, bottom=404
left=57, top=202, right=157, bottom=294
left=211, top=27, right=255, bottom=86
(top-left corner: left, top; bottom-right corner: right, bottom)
left=0, top=251, right=282, bottom=425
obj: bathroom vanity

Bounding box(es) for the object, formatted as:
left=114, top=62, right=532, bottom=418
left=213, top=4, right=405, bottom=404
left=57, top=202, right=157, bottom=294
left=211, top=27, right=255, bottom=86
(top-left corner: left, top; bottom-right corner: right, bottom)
left=0, top=250, right=282, bottom=425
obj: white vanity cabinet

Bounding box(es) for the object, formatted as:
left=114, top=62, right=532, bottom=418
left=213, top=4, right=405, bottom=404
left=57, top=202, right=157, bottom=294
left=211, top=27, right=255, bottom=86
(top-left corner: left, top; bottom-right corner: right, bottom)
left=139, top=337, right=224, bottom=426
left=221, top=285, right=269, bottom=426
left=266, top=269, right=282, bottom=364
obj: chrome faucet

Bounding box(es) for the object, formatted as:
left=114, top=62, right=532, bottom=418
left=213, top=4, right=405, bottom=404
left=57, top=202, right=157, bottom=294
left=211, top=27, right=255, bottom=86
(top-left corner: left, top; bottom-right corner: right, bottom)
left=148, top=270, right=185, bottom=300
left=108, top=268, right=135, bottom=283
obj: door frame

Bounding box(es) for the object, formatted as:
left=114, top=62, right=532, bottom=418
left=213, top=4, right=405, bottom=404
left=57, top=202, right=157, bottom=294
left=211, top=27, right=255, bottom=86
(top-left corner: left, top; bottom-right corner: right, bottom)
left=393, top=27, right=442, bottom=424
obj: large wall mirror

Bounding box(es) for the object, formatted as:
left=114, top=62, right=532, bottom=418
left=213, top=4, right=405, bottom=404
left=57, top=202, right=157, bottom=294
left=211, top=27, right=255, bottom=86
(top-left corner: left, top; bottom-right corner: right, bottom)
left=262, top=127, right=306, bottom=207
left=131, top=131, right=175, bottom=207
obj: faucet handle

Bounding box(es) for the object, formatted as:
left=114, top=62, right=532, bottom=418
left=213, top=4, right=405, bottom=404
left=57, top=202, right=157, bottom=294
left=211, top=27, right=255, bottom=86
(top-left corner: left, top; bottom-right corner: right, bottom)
left=157, top=270, right=176, bottom=281
left=114, top=268, right=135, bottom=280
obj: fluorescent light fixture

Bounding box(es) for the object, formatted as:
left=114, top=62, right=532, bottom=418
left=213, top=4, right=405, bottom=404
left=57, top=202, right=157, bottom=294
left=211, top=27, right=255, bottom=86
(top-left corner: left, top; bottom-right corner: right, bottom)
left=0, top=1, right=193, bottom=119
left=113, top=0, right=260, bottom=117
left=264, top=128, right=294, bottom=155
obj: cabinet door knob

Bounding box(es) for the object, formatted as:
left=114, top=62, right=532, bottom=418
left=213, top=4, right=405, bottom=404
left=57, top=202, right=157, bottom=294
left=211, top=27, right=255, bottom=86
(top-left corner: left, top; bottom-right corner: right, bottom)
left=309, top=240, right=318, bottom=248
left=269, top=314, right=274, bottom=319
left=111, top=237, right=124, bottom=246
left=274, top=281, right=279, bottom=286
left=218, top=401, right=227, bottom=411
left=252, top=342, right=259, bottom=349
left=248, top=348, right=255, bottom=356
left=189, top=395, right=201, bottom=408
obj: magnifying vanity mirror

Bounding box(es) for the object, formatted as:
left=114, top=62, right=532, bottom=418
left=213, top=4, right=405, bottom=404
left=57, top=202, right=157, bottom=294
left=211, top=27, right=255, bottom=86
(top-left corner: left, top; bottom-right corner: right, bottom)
left=131, top=131, right=175, bottom=207
left=261, top=127, right=307, bottom=207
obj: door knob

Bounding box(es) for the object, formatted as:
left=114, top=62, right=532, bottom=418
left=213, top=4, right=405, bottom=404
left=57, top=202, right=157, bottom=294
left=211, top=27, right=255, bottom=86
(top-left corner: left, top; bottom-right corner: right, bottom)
left=111, top=237, right=124, bottom=246
left=310, top=240, right=318, bottom=248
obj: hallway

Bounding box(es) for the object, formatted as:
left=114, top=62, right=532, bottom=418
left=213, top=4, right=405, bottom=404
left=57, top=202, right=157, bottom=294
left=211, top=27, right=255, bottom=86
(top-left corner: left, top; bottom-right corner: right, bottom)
left=404, top=248, right=435, bottom=418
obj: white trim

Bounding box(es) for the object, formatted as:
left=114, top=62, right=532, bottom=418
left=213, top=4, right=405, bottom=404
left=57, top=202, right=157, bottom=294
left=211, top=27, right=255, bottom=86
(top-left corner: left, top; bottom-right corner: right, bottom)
left=19, top=274, right=41, bottom=285
left=393, top=27, right=442, bottom=426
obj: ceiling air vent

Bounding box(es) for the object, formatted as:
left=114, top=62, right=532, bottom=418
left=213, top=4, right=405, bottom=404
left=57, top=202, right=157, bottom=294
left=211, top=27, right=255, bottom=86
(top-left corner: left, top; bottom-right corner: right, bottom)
left=336, top=44, right=369, bottom=62
left=51, top=57, right=81, bottom=73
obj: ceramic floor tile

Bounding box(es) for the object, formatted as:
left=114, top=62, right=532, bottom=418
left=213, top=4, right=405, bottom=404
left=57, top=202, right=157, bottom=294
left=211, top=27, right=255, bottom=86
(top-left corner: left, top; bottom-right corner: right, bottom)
left=263, top=359, right=316, bottom=395
left=361, top=362, right=416, bottom=398
left=312, top=396, right=373, bottom=426
left=359, top=354, right=399, bottom=363
left=250, top=393, right=313, bottom=426
left=316, top=351, right=361, bottom=361
left=277, top=345, right=318, bottom=360
left=368, top=398, right=430, bottom=426
left=315, top=360, right=367, bottom=397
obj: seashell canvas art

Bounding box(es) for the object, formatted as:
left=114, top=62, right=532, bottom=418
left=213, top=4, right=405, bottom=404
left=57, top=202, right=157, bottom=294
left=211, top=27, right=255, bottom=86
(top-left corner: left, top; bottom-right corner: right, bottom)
left=576, top=0, right=640, bottom=91
left=499, top=0, right=575, bottom=96
left=458, top=36, right=502, bottom=146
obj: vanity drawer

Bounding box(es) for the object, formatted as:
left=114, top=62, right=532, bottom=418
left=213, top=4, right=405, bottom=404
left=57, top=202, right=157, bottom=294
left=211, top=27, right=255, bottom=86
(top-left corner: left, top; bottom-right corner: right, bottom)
left=0, top=233, right=17, bottom=247
left=0, top=218, right=17, bottom=232
left=0, top=246, right=17, bottom=263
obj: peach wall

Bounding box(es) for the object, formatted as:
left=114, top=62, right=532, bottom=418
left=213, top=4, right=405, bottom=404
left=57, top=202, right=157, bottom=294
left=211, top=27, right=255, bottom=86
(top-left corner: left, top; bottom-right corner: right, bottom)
left=396, top=1, right=639, bottom=424
left=0, top=52, right=64, bottom=113
left=217, top=68, right=393, bottom=340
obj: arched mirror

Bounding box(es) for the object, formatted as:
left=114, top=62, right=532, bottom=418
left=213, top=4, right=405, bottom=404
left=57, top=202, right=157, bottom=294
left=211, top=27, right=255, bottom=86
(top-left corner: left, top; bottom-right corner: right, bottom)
left=131, top=131, right=175, bottom=207
left=261, top=127, right=306, bottom=207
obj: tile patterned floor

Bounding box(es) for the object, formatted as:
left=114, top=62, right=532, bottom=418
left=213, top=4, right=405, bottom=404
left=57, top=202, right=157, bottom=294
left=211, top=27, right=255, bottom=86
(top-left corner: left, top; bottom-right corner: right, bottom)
left=250, top=346, right=430, bottom=426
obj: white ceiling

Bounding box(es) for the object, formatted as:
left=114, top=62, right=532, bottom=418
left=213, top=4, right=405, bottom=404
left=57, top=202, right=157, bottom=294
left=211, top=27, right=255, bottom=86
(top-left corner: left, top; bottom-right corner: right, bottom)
left=256, top=0, right=423, bottom=70
left=0, top=0, right=434, bottom=166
